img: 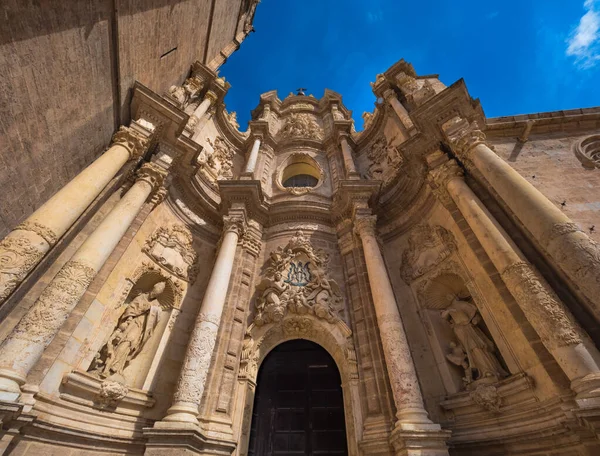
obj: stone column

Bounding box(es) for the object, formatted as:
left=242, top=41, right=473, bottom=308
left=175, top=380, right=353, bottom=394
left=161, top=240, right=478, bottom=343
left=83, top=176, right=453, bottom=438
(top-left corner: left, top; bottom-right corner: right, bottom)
left=444, top=118, right=600, bottom=321
left=188, top=91, right=218, bottom=139
left=429, top=159, right=600, bottom=393
left=0, top=126, right=149, bottom=305
left=0, top=163, right=166, bottom=401
left=162, top=215, right=246, bottom=425
left=354, top=216, right=449, bottom=455
left=339, top=133, right=359, bottom=179
left=244, top=137, right=261, bottom=174
left=383, top=89, right=414, bottom=130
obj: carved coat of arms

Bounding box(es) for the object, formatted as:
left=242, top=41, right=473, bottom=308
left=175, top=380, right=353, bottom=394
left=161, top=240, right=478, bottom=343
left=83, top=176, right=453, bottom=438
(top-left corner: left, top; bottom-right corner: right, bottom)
left=253, top=231, right=344, bottom=326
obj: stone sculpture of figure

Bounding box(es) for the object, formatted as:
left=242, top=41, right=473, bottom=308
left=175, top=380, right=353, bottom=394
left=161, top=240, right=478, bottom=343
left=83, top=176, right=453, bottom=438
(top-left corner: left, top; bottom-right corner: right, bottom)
left=441, top=295, right=507, bottom=384
left=90, top=282, right=166, bottom=380
left=446, top=341, right=472, bottom=384
left=256, top=272, right=289, bottom=324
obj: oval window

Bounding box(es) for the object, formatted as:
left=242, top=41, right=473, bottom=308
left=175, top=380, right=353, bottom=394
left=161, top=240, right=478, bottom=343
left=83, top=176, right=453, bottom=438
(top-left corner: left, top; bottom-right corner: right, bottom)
left=283, top=174, right=319, bottom=188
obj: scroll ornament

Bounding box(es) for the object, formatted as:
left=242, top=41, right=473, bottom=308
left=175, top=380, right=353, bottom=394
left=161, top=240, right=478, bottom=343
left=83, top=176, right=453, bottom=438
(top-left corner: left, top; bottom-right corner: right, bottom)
left=253, top=231, right=344, bottom=326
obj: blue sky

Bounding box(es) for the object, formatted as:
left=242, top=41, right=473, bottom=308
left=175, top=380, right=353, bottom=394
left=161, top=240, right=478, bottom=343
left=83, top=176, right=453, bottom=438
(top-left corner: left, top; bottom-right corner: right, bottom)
left=221, top=0, right=600, bottom=129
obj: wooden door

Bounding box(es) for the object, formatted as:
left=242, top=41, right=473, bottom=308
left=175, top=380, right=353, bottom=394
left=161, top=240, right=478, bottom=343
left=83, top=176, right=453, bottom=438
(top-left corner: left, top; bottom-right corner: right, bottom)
left=248, top=339, right=348, bottom=455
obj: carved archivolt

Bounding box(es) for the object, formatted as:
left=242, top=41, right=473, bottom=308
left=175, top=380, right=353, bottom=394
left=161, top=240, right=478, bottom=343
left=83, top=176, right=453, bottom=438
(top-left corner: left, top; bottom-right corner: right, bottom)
left=277, top=113, right=323, bottom=141
left=364, top=136, right=403, bottom=185
left=573, top=135, right=600, bottom=169
left=239, top=314, right=358, bottom=384
left=400, top=224, right=457, bottom=283
left=252, top=231, right=344, bottom=326
left=143, top=224, right=199, bottom=283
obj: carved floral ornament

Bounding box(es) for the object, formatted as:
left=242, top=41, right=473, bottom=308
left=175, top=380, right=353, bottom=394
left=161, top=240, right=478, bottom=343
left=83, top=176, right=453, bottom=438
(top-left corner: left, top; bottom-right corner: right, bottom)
left=142, top=224, right=199, bottom=283
left=252, top=231, right=345, bottom=326
left=277, top=113, right=323, bottom=141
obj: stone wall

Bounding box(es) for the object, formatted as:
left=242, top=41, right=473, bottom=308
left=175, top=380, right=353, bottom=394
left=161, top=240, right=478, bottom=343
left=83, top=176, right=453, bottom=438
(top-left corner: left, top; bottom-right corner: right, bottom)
left=0, top=0, right=251, bottom=238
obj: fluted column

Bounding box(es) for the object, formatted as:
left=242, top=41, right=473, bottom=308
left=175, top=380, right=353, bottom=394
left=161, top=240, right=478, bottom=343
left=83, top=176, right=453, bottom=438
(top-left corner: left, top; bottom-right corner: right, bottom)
left=429, top=159, right=600, bottom=392
left=444, top=119, right=600, bottom=321
left=339, top=133, right=359, bottom=179
left=0, top=163, right=166, bottom=400
left=0, top=126, right=149, bottom=305
left=244, top=137, right=261, bottom=174
left=188, top=91, right=218, bottom=139
left=383, top=89, right=414, bottom=130
left=163, top=215, right=246, bottom=424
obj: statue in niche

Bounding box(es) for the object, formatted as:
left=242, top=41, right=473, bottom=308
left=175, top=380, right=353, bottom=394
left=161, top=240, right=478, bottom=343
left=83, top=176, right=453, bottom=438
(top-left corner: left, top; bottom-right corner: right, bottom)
left=441, top=295, right=507, bottom=387
left=89, top=282, right=166, bottom=381
left=254, top=231, right=343, bottom=326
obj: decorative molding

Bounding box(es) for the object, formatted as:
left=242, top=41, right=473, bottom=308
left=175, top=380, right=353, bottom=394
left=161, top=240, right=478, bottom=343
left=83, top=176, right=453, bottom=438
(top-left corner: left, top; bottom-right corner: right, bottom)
left=0, top=235, right=47, bottom=302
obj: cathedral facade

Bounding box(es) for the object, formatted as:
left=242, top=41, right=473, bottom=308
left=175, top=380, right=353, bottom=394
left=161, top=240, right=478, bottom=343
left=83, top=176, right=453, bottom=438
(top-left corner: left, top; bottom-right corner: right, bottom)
left=1, top=4, right=600, bottom=456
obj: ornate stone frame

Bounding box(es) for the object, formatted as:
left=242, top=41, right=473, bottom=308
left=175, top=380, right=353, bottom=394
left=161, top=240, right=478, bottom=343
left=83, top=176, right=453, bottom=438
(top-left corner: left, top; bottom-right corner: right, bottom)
left=233, top=314, right=362, bottom=456
left=573, top=134, right=600, bottom=169
left=274, top=152, right=325, bottom=196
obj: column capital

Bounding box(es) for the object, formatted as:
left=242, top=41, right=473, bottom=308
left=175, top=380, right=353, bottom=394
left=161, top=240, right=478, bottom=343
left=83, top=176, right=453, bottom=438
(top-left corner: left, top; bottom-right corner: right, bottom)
left=111, top=125, right=151, bottom=161
left=427, top=159, right=463, bottom=207
left=204, top=90, right=219, bottom=104
left=441, top=116, right=487, bottom=161
left=353, top=215, right=377, bottom=239
left=223, top=215, right=247, bottom=237
left=135, top=162, right=168, bottom=193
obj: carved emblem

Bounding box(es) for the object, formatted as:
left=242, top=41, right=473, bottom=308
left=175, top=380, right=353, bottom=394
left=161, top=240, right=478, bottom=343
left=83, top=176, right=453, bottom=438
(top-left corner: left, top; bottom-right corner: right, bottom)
left=253, top=231, right=344, bottom=326
left=364, top=136, right=403, bottom=185
left=143, top=224, right=199, bottom=283
left=278, top=113, right=323, bottom=141
left=400, top=224, right=457, bottom=283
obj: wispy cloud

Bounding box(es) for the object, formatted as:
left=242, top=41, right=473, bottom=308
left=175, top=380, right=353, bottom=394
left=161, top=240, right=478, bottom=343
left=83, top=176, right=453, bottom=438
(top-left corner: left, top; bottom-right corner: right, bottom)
left=566, top=0, right=600, bottom=68
left=366, top=10, right=383, bottom=23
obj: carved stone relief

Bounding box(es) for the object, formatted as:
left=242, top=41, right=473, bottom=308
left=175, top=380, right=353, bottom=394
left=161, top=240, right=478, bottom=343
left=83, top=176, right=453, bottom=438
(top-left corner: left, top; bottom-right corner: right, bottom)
left=400, top=224, right=457, bottom=283
left=198, top=136, right=234, bottom=182
left=225, top=109, right=240, bottom=130
left=88, top=281, right=168, bottom=382
left=363, top=136, right=403, bottom=185
left=143, top=224, right=199, bottom=283
left=253, top=231, right=344, bottom=326
left=573, top=135, right=600, bottom=169
left=167, top=75, right=204, bottom=109
left=277, top=113, right=323, bottom=141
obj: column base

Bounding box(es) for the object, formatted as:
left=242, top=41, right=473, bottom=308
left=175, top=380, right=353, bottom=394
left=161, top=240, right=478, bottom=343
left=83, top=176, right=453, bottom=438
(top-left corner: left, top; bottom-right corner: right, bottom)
left=390, top=425, right=451, bottom=456
left=0, top=369, right=26, bottom=402
left=161, top=402, right=201, bottom=425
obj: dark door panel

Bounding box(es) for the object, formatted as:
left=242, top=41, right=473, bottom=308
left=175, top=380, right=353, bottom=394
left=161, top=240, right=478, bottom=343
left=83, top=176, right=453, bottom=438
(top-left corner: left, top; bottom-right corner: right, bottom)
left=248, top=339, right=348, bottom=456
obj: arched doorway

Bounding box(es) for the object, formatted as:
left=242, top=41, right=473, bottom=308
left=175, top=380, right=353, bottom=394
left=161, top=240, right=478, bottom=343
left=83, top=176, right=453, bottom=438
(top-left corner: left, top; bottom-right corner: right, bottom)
left=248, top=339, right=348, bottom=455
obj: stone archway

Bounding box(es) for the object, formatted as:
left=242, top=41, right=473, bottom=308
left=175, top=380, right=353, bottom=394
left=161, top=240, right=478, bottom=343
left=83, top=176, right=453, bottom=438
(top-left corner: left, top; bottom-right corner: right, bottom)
left=234, top=314, right=362, bottom=456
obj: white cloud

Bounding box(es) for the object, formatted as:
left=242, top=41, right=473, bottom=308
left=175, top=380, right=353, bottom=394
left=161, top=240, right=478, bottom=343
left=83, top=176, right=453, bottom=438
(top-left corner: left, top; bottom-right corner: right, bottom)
left=567, top=0, right=600, bottom=68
